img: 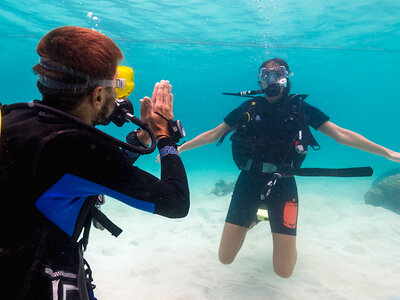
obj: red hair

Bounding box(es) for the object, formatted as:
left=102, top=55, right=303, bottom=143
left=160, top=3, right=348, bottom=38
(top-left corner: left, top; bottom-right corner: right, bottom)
left=33, top=26, right=123, bottom=110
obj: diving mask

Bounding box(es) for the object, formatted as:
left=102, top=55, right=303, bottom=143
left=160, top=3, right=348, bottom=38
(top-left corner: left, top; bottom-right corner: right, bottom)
left=115, top=66, right=135, bottom=99
left=38, top=57, right=135, bottom=99
left=258, top=66, right=289, bottom=97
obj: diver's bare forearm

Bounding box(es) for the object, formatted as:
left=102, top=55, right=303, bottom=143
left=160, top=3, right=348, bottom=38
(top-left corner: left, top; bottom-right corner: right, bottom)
left=319, top=121, right=397, bottom=161
left=179, top=130, right=218, bottom=152
left=179, top=122, right=231, bottom=153
left=338, top=129, right=391, bottom=158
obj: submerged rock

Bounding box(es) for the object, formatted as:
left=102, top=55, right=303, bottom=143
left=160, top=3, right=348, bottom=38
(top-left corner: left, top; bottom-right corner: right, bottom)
left=211, top=179, right=235, bottom=197
left=364, top=168, right=400, bottom=215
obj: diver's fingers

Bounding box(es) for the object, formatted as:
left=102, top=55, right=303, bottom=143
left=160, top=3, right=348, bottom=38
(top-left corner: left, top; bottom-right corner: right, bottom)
left=156, top=154, right=161, bottom=163
left=155, top=80, right=173, bottom=118
left=142, top=96, right=152, bottom=109
left=154, top=81, right=163, bottom=108
left=169, top=93, right=174, bottom=117
left=140, top=97, right=152, bottom=120
left=151, top=82, right=160, bottom=106
left=152, top=81, right=162, bottom=112
left=155, top=80, right=163, bottom=105
left=139, top=99, right=145, bottom=119
left=157, top=80, right=169, bottom=107
left=165, top=80, right=171, bottom=93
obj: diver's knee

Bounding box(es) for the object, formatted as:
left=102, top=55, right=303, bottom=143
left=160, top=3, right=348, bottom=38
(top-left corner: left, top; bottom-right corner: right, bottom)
left=218, top=252, right=235, bottom=265
left=273, top=266, right=294, bottom=278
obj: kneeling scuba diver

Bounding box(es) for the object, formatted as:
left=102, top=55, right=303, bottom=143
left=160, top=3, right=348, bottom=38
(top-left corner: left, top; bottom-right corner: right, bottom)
left=221, top=62, right=373, bottom=218
left=1, top=62, right=186, bottom=236
left=0, top=61, right=186, bottom=299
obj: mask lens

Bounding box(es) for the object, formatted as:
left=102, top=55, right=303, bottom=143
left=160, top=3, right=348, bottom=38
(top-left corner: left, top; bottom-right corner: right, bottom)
left=274, top=71, right=284, bottom=78
left=279, top=66, right=289, bottom=78
left=258, top=66, right=289, bottom=85
left=116, top=66, right=135, bottom=99
left=258, top=68, right=268, bottom=84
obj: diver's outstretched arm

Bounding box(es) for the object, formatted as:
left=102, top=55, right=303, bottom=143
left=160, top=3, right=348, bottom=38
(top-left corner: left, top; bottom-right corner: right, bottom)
left=318, top=121, right=400, bottom=163
left=179, top=122, right=231, bottom=153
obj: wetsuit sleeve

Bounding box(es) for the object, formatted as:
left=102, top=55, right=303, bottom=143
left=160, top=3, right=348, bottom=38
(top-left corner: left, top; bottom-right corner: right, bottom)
left=36, top=131, right=189, bottom=220
left=154, top=137, right=190, bottom=216
left=302, top=101, right=330, bottom=130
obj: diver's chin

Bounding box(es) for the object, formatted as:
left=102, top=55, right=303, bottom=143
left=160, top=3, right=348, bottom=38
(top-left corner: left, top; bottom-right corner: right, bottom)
left=91, top=115, right=112, bottom=127
left=264, top=91, right=283, bottom=102
left=93, top=102, right=116, bottom=126
left=264, top=86, right=285, bottom=101
left=98, top=119, right=112, bottom=126
left=96, top=116, right=113, bottom=126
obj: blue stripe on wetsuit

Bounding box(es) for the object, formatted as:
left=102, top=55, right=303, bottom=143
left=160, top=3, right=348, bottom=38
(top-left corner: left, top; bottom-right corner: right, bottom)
left=35, top=173, right=155, bottom=237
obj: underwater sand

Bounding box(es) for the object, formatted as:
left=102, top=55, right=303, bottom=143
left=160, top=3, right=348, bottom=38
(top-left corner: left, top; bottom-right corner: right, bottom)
left=85, top=171, right=400, bottom=300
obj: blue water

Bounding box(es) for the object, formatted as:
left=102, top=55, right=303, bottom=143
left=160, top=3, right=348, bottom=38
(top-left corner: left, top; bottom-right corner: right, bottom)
left=1, top=0, right=399, bottom=176
left=1, top=1, right=400, bottom=298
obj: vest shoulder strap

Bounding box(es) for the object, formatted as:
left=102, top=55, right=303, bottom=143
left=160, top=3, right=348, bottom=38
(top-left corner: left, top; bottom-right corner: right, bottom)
left=289, top=94, right=309, bottom=101
left=288, top=94, right=321, bottom=150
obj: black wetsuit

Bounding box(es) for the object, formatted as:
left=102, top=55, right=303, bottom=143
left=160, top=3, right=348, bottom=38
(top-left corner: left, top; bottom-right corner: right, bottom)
left=0, top=105, right=189, bottom=298
left=223, top=95, right=329, bottom=235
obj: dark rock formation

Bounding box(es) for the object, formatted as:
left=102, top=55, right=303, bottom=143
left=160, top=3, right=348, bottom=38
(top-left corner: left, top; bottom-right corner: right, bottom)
left=211, top=179, right=235, bottom=197
left=364, top=168, right=400, bottom=215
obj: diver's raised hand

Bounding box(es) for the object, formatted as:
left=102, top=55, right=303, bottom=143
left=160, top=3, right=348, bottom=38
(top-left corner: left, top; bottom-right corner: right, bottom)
left=140, top=96, right=152, bottom=123
left=152, top=80, right=174, bottom=120
left=147, top=80, right=173, bottom=140
left=135, top=96, right=153, bottom=146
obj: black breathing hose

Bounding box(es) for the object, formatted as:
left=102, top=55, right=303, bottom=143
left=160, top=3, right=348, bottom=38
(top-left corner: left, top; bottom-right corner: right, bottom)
left=1, top=102, right=157, bottom=155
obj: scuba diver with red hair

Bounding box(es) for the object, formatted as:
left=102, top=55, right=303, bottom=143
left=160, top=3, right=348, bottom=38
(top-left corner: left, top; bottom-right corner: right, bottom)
left=0, top=26, right=189, bottom=299
left=178, top=58, right=400, bottom=278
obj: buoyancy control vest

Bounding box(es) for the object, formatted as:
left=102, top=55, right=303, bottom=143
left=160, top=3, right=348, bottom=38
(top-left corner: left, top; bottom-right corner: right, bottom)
left=0, top=104, right=122, bottom=299
left=228, top=94, right=320, bottom=172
